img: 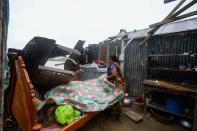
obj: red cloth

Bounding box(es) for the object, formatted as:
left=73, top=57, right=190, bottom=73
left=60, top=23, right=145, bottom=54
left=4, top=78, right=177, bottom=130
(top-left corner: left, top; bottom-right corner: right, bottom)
left=94, top=59, right=105, bottom=65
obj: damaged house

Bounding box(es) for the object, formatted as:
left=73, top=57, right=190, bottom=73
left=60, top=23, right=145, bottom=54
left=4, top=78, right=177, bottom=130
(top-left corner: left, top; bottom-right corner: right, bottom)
left=1, top=0, right=197, bottom=131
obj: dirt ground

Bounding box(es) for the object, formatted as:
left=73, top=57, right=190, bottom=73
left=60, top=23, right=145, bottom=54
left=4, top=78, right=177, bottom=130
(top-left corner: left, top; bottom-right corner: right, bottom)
left=79, top=104, right=190, bottom=131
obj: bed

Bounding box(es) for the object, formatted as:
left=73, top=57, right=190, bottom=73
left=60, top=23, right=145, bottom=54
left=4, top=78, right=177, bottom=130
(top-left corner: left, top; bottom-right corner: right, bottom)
left=8, top=55, right=124, bottom=131
left=8, top=56, right=99, bottom=131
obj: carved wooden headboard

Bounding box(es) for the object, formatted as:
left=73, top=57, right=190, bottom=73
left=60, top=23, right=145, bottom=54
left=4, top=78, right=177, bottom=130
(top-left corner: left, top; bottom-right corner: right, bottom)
left=9, top=56, right=42, bottom=131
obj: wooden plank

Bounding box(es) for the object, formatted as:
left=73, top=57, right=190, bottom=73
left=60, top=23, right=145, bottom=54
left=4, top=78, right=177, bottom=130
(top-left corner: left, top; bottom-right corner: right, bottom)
left=172, top=0, right=197, bottom=18
left=0, top=0, right=8, bottom=130
left=150, top=0, right=197, bottom=28
left=148, top=0, right=186, bottom=34
left=164, top=0, right=176, bottom=4
left=38, top=65, right=76, bottom=76
left=149, top=67, right=197, bottom=73
left=149, top=10, right=197, bottom=29
left=60, top=112, right=99, bottom=131
left=143, top=79, right=197, bottom=93
left=148, top=103, right=192, bottom=120
left=139, top=0, right=186, bottom=46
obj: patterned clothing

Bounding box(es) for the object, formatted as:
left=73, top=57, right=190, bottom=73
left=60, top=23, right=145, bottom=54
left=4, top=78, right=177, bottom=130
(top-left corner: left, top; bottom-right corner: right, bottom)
left=107, top=62, right=125, bottom=91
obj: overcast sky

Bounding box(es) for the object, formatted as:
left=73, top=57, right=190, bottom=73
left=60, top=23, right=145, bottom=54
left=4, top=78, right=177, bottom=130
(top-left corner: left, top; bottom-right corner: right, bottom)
left=7, top=0, right=197, bottom=49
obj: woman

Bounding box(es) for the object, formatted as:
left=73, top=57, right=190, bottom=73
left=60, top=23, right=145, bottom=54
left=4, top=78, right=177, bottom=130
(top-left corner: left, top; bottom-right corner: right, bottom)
left=107, top=55, right=125, bottom=91
left=106, top=55, right=125, bottom=118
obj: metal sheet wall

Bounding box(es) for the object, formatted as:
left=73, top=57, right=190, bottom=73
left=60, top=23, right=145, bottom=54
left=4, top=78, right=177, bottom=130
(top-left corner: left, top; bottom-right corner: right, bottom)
left=124, top=39, right=148, bottom=96
left=98, top=41, right=121, bottom=66
left=99, top=45, right=107, bottom=63
left=148, top=31, right=197, bottom=84
left=125, top=30, right=197, bottom=97
left=87, top=44, right=99, bottom=63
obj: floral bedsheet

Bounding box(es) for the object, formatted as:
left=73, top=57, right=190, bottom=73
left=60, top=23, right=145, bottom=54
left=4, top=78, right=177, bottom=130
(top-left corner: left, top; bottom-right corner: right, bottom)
left=34, top=75, right=124, bottom=112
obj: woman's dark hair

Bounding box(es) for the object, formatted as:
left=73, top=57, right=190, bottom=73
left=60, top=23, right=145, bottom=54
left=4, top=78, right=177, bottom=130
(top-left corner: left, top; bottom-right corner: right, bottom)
left=109, top=55, right=119, bottom=63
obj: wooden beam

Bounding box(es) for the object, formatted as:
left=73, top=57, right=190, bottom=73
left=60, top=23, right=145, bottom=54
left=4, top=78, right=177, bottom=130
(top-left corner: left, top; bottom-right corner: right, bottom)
left=140, top=0, right=186, bottom=46
left=150, top=10, right=197, bottom=29
left=150, top=0, right=197, bottom=28
left=164, top=0, right=187, bottom=19
left=172, top=0, right=197, bottom=17
left=148, top=0, right=186, bottom=34
left=60, top=112, right=99, bottom=131
left=164, top=0, right=176, bottom=4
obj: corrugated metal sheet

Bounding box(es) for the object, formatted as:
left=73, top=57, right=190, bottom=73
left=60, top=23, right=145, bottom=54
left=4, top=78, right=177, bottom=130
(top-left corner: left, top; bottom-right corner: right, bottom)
left=127, top=18, right=197, bottom=40
left=99, top=45, right=107, bottom=63
left=87, top=44, right=99, bottom=63
left=148, top=30, right=197, bottom=84
left=124, top=39, right=148, bottom=96
left=125, top=30, right=197, bottom=96
left=98, top=40, right=121, bottom=66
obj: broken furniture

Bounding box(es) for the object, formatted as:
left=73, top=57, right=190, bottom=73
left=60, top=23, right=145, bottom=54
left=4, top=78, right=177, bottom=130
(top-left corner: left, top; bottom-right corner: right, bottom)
left=7, top=56, right=99, bottom=131
left=7, top=55, right=123, bottom=131
left=21, top=37, right=80, bottom=95
left=143, top=80, right=197, bottom=130
left=34, top=65, right=76, bottom=95
left=6, top=37, right=124, bottom=131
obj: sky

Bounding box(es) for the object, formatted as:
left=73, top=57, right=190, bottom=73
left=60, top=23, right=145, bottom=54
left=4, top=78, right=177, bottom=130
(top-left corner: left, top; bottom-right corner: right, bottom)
left=7, top=0, right=197, bottom=49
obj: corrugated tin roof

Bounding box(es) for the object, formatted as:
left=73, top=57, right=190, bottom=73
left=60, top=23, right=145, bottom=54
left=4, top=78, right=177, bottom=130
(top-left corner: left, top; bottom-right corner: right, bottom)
left=128, top=17, right=197, bottom=39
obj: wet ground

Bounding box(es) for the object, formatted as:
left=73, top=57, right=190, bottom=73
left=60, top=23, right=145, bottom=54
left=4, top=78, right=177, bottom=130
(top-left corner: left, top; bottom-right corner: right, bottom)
left=79, top=104, right=189, bottom=131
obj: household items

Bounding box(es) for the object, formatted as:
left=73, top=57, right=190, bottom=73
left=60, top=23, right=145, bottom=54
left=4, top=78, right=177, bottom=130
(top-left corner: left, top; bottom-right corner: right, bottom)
left=193, top=66, right=197, bottom=71
left=179, top=119, right=192, bottom=128
left=178, top=65, right=186, bottom=70
left=150, top=108, right=174, bottom=123
left=123, top=93, right=132, bottom=107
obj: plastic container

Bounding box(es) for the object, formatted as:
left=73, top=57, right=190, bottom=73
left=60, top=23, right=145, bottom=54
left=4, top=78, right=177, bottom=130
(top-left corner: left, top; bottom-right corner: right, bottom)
left=166, top=96, right=183, bottom=114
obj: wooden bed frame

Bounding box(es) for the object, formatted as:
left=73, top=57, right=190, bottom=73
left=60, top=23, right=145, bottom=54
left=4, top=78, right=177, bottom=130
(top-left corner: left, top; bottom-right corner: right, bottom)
left=9, top=56, right=98, bottom=131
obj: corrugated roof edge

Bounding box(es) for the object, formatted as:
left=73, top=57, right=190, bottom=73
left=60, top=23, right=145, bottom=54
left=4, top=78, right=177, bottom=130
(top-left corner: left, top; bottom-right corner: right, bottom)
left=125, top=17, right=197, bottom=49
left=131, top=17, right=197, bottom=39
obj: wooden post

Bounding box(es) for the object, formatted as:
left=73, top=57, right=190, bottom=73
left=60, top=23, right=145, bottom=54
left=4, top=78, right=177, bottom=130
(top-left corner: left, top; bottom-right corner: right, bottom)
left=0, top=0, right=8, bottom=130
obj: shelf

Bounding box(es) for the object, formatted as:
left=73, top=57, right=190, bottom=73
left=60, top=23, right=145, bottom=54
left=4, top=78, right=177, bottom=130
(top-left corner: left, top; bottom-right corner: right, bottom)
left=143, top=79, right=197, bottom=94
left=149, top=53, right=197, bottom=57
left=148, top=103, right=193, bottom=120
left=149, top=68, right=197, bottom=73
